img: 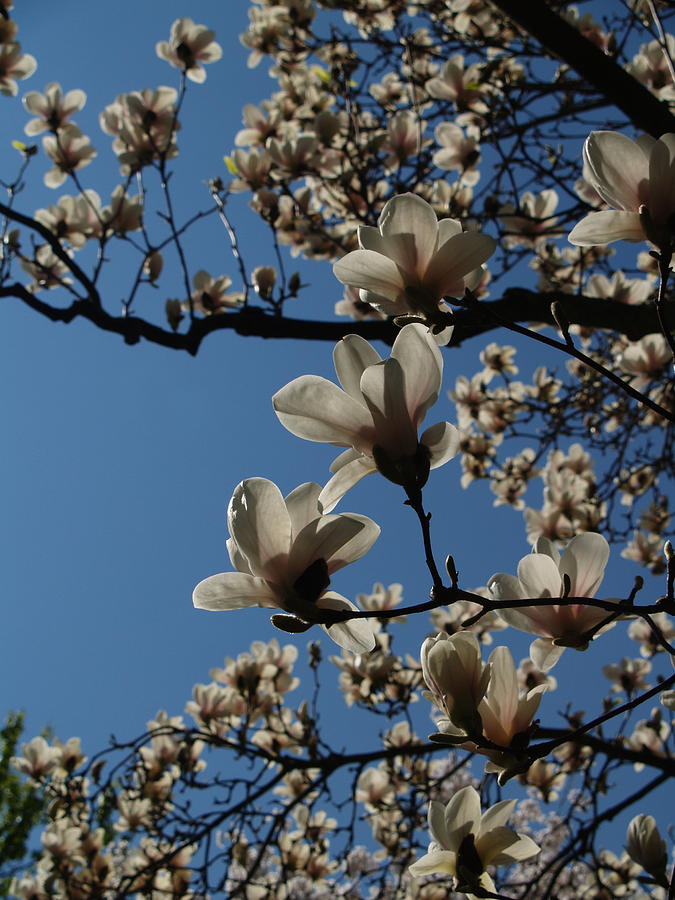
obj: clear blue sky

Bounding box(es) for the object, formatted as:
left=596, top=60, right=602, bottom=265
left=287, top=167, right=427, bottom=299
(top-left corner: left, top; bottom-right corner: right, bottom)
left=0, top=1, right=667, bottom=844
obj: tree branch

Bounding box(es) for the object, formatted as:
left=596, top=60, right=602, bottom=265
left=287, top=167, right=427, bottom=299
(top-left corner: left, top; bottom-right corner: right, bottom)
left=488, top=0, right=675, bottom=137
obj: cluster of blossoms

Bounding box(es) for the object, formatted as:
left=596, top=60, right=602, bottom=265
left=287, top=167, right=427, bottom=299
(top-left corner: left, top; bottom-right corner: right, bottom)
left=4, top=2, right=675, bottom=897
left=0, top=5, right=35, bottom=97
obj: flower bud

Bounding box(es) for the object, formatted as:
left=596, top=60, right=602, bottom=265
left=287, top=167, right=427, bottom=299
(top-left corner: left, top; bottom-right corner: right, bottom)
left=625, top=814, right=668, bottom=881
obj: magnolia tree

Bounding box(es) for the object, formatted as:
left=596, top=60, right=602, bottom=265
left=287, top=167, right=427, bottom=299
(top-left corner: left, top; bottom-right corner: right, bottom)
left=3, top=0, right=675, bottom=897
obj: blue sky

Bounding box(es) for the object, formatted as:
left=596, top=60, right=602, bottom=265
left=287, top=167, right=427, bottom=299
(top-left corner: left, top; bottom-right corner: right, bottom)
left=0, top=0, right=670, bottom=847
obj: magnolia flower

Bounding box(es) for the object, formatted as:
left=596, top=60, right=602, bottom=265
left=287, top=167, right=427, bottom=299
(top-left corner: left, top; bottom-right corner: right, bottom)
left=421, top=632, right=490, bottom=738
left=477, top=646, right=547, bottom=783
left=409, top=786, right=539, bottom=897
left=488, top=533, right=618, bottom=670
left=272, top=324, right=460, bottom=511
left=192, top=478, right=379, bottom=653
left=569, top=131, right=675, bottom=251
left=332, top=193, right=495, bottom=328
left=156, top=18, right=222, bottom=83
left=23, top=82, right=86, bottom=135
left=0, top=42, right=36, bottom=97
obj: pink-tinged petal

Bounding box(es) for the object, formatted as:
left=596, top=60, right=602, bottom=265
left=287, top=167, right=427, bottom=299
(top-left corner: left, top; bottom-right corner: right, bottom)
left=227, top=478, right=291, bottom=581
left=583, top=131, right=649, bottom=210
left=559, top=532, right=609, bottom=597
left=392, top=323, right=443, bottom=426
left=273, top=375, right=375, bottom=452
left=517, top=553, right=561, bottom=598
left=333, top=333, right=381, bottom=400
left=568, top=210, right=644, bottom=245
left=421, top=421, right=460, bottom=468
left=409, top=849, right=457, bottom=877
left=333, top=249, right=404, bottom=301
left=285, top=482, right=322, bottom=539
left=318, top=455, right=377, bottom=512
left=378, top=193, right=439, bottom=275
left=288, top=512, right=379, bottom=579
left=360, top=358, right=418, bottom=458
left=192, top=572, right=276, bottom=610
left=484, top=647, right=518, bottom=735
left=530, top=638, right=564, bottom=672
left=424, top=232, right=496, bottom=298
left=444, top=785, right=481, bottom=852
left=318, top=592, right=376, bottom=652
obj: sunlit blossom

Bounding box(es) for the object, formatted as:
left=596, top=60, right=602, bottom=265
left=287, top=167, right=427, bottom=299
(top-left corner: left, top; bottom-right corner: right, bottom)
left=332, top=193, right=495, bottom=329
left=273, top=324, right=460, bottom=510
left=569, top=131, right=675, bottom=251
left=488, top=533, right=619, bottom=670
left=156, top=18, right=222, bottom=83
left=193, top=478, right=379, bottom=653
left=409, top=786, right=539, bottom=896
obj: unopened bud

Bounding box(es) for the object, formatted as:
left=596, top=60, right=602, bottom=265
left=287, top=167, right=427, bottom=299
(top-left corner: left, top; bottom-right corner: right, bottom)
left=551, top=300, right=572, bottom=346
left=626, top=814, right=668, bottom=883
left=270, top=614, right=312, bottom=634
left=252, top=265, right=276, bottom=300
left=288, top=272, right=301, bottom=297
left=165, top=298, right=184, bottom=332
left=664, top=540, right=673, bottom=561
left=144, top=250, right=163, bottom=283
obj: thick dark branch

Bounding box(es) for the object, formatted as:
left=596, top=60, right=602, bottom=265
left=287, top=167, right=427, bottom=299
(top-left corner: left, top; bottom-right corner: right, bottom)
left=3, top=282, right=672, bottom=353
left=489, top=0, right=675, bottom=137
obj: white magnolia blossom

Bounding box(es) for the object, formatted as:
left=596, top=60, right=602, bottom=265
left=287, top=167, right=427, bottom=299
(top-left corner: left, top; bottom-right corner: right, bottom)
left=409, top=785, right=539, bottom=897
left=272, top=323, right=460, bottom=511
left=569, top=131, right=675, bottom=251
left=332, top=193, right=495, bottom=328
left=193, top=478, right=379, bottom=653
left=488, top=533, right=619, bottom=670
left=156, top=18, right=222, bottom=83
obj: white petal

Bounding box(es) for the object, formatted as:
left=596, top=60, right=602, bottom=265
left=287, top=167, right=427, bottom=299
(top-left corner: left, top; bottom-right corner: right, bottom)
left=408, top=849, right=457, bottom=877
left=192, top=572, right=276, bottom=610
left=273, top=375, right=375, bottom=452
left=568, top=210, right=644, bottom=245
left=392, top=323, right=442, bottom=427
left=424, top=232, right=496, bottom=298
left=288, top=512, right=379, bottom=578
left=530, top=638, right=564, bottom=671
left=285, top=482, right=322, bottom=539
left=227, top=478, right=291, bottom=581
left=421, top=421, right=460, bottom=468
left=444, top=786, right=481, bottom=852
left=517, top=553, right=561, bottom=598
left=318, top=455, right=377, bottom=512
left=378, top=193, right=439, bottom=275
left=333, top=333, right=381, bottom=400
left=583, top=131, right=648, bottom=211
left=559, top=532, right=609, bottom=597
left=333, top=249, right=404, bottom=301
left=478, top=798, right=516, bottom=834
left=360, top=358, right=419, bottom=458
left=318, top=592, right=376, bottom=652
